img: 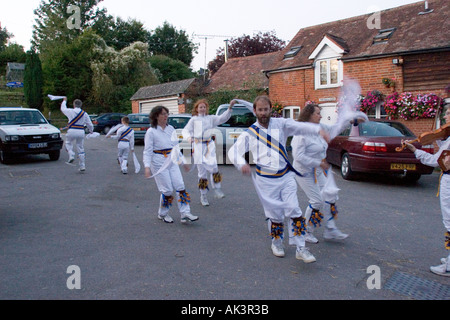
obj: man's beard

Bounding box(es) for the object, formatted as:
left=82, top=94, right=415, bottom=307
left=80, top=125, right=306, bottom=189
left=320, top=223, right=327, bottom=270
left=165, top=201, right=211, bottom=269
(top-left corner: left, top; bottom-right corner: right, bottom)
left=258, top=116, right=270, bottom=126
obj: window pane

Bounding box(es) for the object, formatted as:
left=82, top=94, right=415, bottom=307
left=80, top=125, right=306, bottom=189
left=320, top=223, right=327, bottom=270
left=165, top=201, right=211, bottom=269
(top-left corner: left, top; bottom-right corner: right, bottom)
left=320, top=61, right=328, bottom=85
left=330, top=59, right=338, bottom=84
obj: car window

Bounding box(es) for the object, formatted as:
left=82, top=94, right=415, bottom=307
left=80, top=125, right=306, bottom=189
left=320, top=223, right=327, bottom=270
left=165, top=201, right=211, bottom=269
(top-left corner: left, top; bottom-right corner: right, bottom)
left=217, top=107, right=256, bottom=128
left=169, top=117, right=190, bottom=129
left=359, top=122, right=412, bottom=137
left=339, top=125, right=351, bottom=136
left=0, top=110, right=47, bottom=125
left=129, top=115, right=149, bottom=124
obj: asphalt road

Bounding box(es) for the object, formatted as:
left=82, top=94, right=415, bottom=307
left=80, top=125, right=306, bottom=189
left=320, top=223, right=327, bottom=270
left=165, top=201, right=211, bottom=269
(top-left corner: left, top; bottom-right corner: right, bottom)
left=0, top=135, right=448, bottom=302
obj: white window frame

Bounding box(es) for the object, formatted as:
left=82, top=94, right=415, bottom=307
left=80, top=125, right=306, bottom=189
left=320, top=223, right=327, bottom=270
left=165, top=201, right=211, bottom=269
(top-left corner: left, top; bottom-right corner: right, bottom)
left=314, top=58, right=343, bottom=89
left=309, top=36, right=345, bottom=90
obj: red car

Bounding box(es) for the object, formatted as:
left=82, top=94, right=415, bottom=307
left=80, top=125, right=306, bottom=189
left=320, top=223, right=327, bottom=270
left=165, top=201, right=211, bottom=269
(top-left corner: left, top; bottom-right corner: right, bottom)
left=326, top=120, right=435, bottom=181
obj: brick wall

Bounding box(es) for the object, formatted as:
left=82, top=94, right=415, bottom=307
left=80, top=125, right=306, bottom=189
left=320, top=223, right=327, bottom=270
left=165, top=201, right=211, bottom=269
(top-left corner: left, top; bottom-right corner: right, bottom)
left=131, top=100, right=139, bottom=114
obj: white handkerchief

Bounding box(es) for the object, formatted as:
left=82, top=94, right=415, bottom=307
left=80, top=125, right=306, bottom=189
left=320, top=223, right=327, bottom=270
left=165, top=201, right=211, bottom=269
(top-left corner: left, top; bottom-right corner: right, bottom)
left=48, top=95, right=66, bottom=101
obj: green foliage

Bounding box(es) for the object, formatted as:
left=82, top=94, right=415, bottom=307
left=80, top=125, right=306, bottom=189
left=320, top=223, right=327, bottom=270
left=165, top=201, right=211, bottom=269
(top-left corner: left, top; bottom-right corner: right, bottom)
left=149, top=55, right=195, bottom=83
left=24, top=51, right=44, bottom=110
left=91, top=41, right=159, bottom=114
left=42, top=30, right=102, bottom=111
left=92, top=16, right=150, bottom=51
left=147, top=21, right=197, bottom=66
left=32, top=0, right=107, bottom=53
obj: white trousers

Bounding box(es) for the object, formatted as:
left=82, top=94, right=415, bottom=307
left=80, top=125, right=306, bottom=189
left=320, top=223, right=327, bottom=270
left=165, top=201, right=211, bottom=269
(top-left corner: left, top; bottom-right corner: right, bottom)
left=65, top=129, right=86, bottom=167
left=255, top=172, right=306, bottom=248
left=117, top=141, right=130, bottom=171
left=193, top=140, right=221, bottom=194
left=440, top=174, right=450, bottom=233
left=295, top=169, right=337, bottom=229
left=152, top=156, right=190, bottom=217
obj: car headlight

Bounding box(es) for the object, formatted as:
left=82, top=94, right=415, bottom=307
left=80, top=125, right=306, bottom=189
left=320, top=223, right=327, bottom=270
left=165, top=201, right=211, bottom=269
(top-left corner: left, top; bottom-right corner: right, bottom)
left=5, top=135, right=19, bottom=142
left=51, top=133, right=60, bottom=139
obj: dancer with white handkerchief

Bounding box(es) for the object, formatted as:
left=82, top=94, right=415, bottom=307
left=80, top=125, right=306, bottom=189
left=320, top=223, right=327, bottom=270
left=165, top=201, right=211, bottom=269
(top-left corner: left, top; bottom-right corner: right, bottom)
left=60, top=97, right=94, bottom=172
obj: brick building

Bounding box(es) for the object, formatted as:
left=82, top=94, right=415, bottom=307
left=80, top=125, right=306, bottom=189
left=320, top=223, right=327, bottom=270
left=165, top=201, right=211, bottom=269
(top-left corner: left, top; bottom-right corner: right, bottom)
left=263, top=0, right=449, bottom=134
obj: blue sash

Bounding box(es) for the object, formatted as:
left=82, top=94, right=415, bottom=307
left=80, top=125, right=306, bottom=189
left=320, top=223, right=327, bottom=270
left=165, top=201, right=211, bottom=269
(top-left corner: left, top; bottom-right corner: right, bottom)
left=247, top=124, right=303, bottom=178
left=67, top=110, right=86, bottom=130
left=119, top=127, right=132, bottom=142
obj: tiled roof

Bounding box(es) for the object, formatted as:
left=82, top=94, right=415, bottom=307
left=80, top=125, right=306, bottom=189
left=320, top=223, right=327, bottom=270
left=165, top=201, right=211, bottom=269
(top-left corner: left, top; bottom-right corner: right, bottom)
left=267, top=0, right=449, bottom=72
left=130, top=78, right=196, bottom=100
left=204, top=51, right=280, bottom=93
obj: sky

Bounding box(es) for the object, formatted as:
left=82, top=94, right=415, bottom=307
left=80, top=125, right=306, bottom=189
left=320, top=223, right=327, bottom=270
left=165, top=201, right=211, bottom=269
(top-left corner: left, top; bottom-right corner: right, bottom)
left=0, top=0, right=422, bottom=71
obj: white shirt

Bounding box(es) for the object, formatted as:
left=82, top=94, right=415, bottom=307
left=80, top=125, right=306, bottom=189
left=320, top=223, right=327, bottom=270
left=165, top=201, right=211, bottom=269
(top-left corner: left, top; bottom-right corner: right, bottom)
left=292, top=123, right=348, bottom=175
left=229, top=118, right=320, bottom=172
left=60, top=100, right=93, bottom=132
left=143, top=125, right=179, bottom=168
left=182, top=108, right=232, bottom=141
left=108, top=124, right=135, bottom=151
left=414, top=137, right=450, bottom=168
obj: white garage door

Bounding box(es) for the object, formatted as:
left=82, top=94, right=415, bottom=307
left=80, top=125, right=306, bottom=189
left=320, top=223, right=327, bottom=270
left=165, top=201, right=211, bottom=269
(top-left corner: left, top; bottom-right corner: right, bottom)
left=140, top=97, right=179, bottom=114
left=319, top=103, right=338, bottom=125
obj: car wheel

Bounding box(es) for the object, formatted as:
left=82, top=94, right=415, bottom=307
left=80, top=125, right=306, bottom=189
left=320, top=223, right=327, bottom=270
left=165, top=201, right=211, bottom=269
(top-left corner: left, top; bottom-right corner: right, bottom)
left=103, top=126, right=111, bottom=135
left=341, top=153, right=355, bottom=180
left=48, top=150, right=60, bottom=161
left=0, top=149, right=12, bottom=164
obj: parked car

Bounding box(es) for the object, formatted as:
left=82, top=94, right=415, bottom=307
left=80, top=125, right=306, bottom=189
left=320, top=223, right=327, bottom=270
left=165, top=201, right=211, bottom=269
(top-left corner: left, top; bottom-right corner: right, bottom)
left=326, top=120, right=435, bottom=181
left=92, top=113, right=126, bottom=134
left=0, top=107, right=63, bottom=163
left=128, top=113, right=150, bottom=142
left=215, top=103, right=256, bottom=163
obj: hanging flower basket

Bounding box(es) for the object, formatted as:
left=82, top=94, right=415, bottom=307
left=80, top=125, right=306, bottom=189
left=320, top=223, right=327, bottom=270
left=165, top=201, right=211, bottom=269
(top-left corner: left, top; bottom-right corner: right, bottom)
left=359, top=90, right=384, bottom=113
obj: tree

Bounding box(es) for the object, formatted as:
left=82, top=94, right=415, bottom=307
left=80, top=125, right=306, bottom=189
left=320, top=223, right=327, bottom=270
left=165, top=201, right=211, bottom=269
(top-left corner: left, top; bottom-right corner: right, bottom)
left=0, top=25, right=12, bottom=51
left=24, top=51, right=44, bottom=110
left=208, top=31, right=286, bottom=75
left=32, top=0, right=107, bottom=54
left=91, top=41, right=159, bottom=113
left=41, top=30, right=102, bottom=111
left=149, top=55, right=195, bottom=83
left=147, top=21, right=197, bottom=66
left=92, top=16, right=150, bottom=51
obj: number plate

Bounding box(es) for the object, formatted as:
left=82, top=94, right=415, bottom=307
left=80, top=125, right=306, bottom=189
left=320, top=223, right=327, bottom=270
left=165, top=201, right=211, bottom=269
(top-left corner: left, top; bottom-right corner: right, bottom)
left=229, top=133, right=241, bottom=139
left=390, top=163, right=416, bottom=171
left=28, top=143, right=48, bottom=149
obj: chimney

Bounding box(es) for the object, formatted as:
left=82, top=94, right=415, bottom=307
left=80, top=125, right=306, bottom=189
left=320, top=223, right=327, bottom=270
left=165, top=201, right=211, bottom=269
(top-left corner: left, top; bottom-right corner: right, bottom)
left=419, top=1, right=434, bottom=15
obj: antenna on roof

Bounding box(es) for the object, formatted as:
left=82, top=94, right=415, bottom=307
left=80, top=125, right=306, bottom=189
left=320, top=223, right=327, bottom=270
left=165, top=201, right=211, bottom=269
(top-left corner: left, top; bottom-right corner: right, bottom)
left=419, top=1, right=434, bottom=15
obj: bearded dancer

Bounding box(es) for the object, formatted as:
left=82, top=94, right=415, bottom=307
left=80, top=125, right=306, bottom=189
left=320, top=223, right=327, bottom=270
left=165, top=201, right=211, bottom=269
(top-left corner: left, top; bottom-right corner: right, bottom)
left=228, top=96, right=329, bottom=263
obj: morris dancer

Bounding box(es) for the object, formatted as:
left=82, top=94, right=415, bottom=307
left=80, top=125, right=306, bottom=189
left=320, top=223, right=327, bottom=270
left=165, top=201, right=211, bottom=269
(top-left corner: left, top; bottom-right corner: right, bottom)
left=292, top=104, right=366, bottom=243
left=182, top=99, right=235, bottom=206
left=106, top=116, right=135, bottom=174
left=60, top=97, right=94, bottom=172
left=228, top=96, right=329, bottom=263
left=144, top=106, right=198, bottom=224
left=403, top=103, right=450, bottom=277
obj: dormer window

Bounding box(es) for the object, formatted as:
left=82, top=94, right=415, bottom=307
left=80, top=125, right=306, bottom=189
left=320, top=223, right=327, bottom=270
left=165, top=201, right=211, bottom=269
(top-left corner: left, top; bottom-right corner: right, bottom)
left=372, top=28, right=396, bottom=44
left=284, top=46, right=302, bottom=59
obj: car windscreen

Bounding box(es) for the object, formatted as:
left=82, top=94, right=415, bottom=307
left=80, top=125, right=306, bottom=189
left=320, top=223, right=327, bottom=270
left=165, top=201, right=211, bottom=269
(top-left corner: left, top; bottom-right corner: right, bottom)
left=129, top=114, right=149, bottom=124
left=168, top=117, right=190, bottom=129
left=217, top=107, right=256, bottom=128
left=359, top=122, right=414, bottom=137
left=0, top=110, right=48, bottom=125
